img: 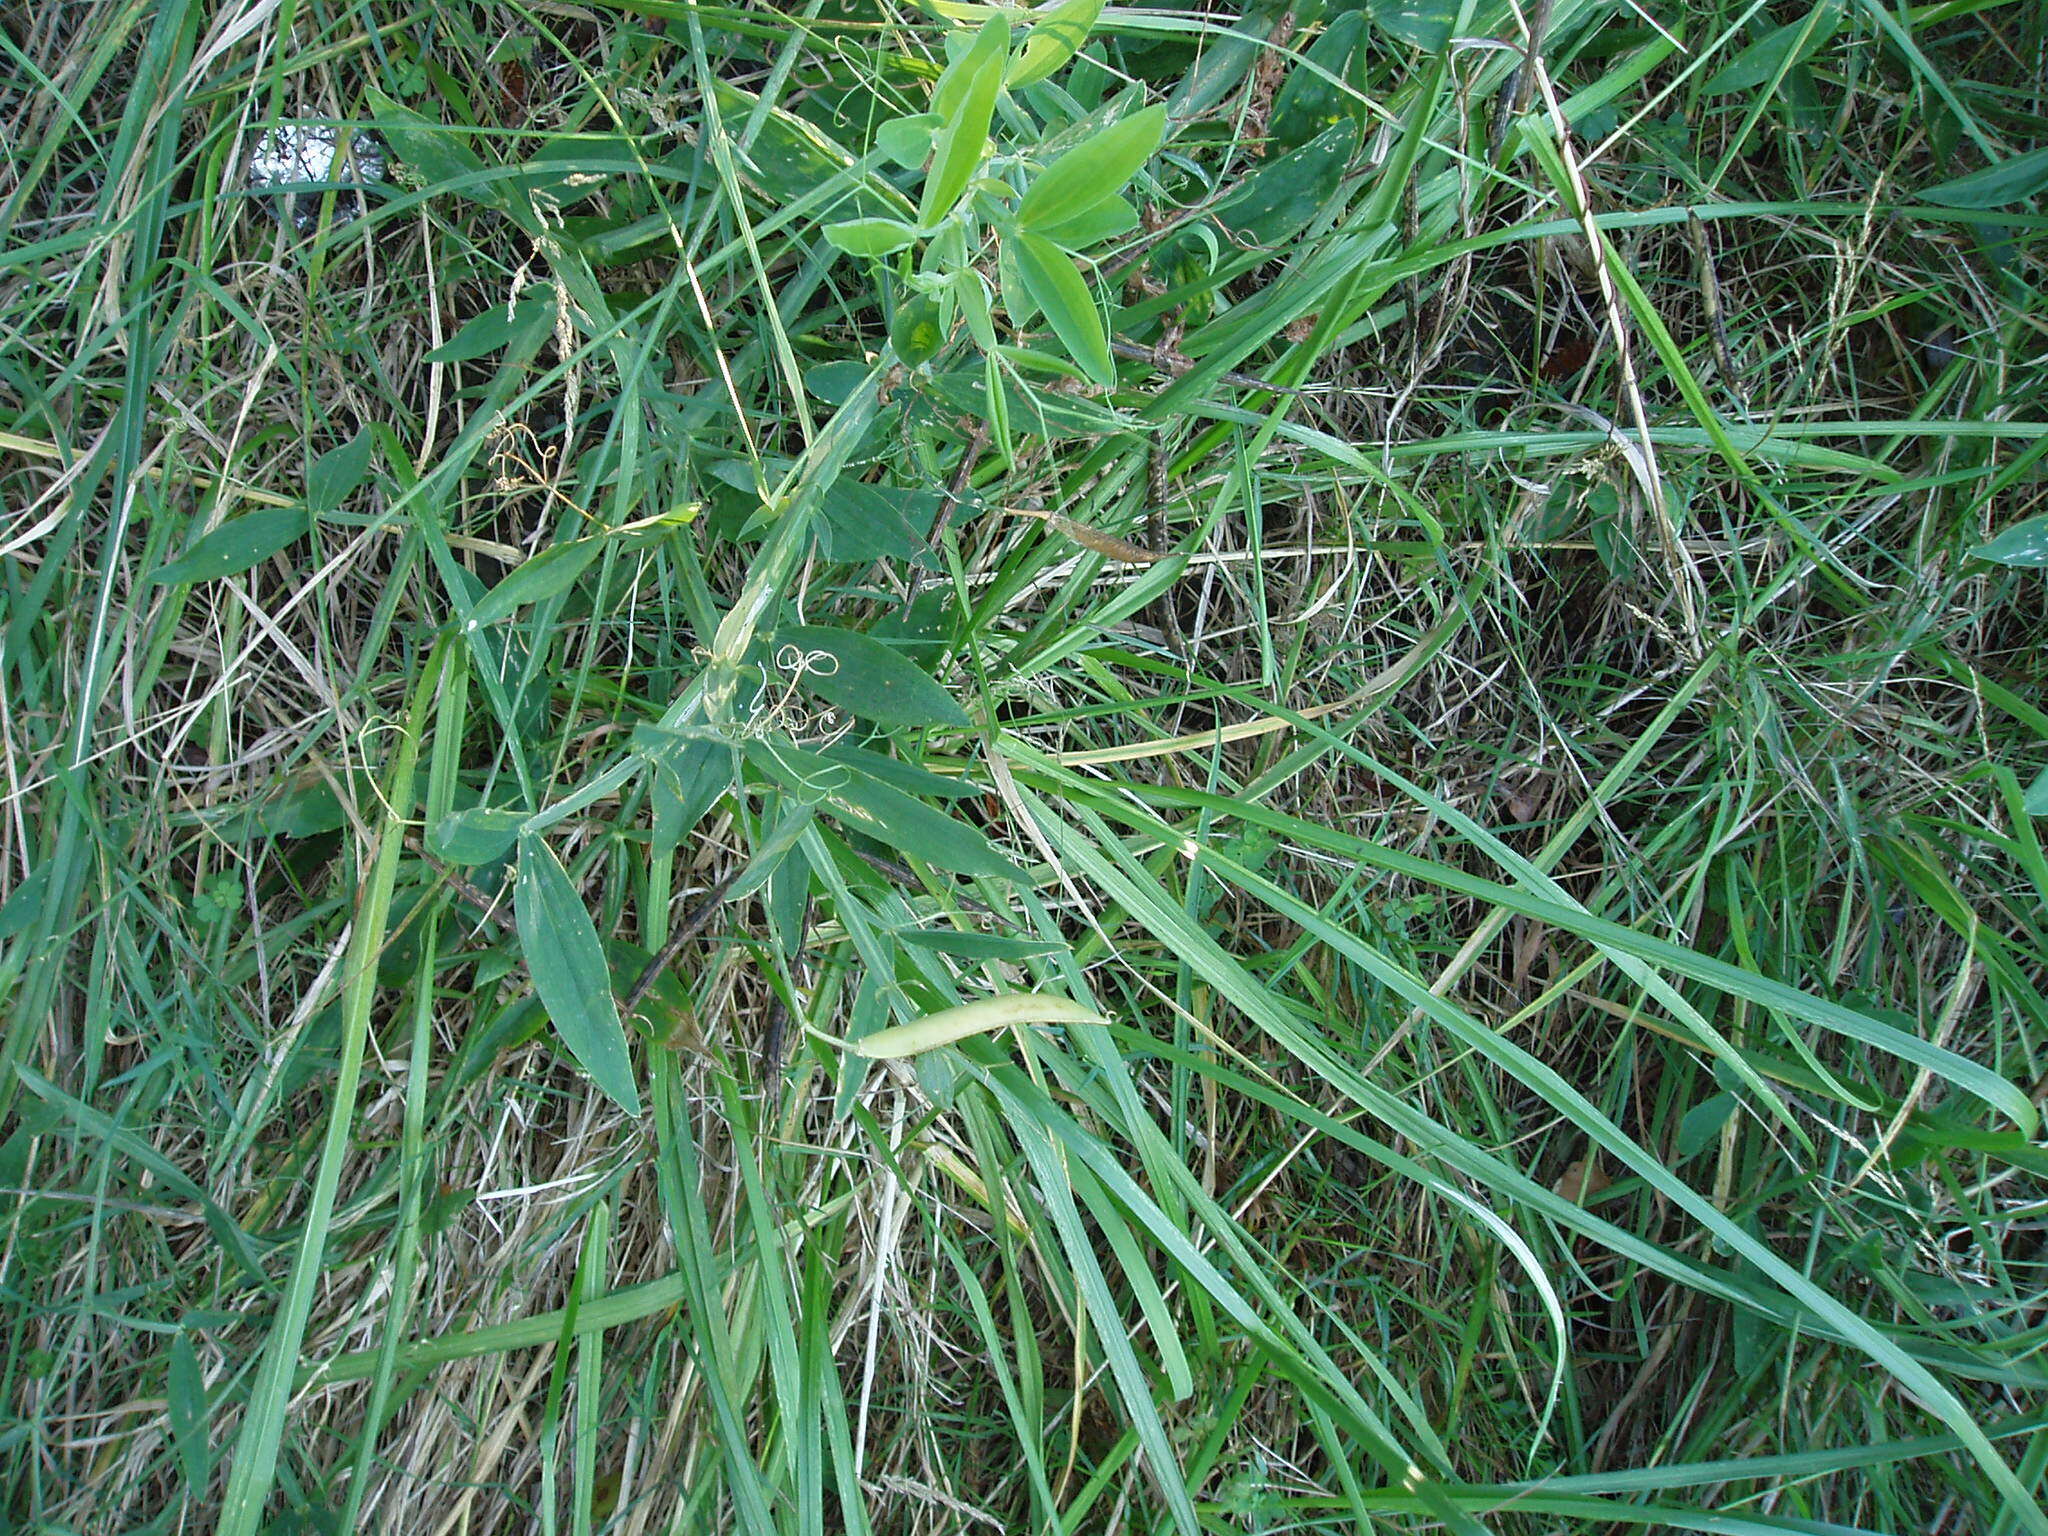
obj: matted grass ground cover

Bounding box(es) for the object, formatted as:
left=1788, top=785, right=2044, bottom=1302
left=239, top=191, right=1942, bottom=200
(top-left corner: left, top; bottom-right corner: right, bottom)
left=3, top=0, right=2047, bottom=1530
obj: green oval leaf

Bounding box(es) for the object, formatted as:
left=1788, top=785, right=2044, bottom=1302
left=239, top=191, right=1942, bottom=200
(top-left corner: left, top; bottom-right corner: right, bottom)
left=466, top=538, right=603, bottom=627
left=307, top=428, right=373, bottom=515
left=1269, top=12, right=1367, bottom=152
left=633, top=729, right=734, bottom=852
left=238, top=777, right=349, bottom=840
left=1017, top=104, right=1165, bottom=233
left=825, top=217, right=917, bottom=257
left=425, top=297, right=555, bottom=363
left=1011, top=231, right=1113, bottom=386
left=708, top=80, right=899, bottom=221
left=366, top=88, right=499, bottom=208
left=1702, top=1, right=1843, bottom=96
left=1217, top=119, right=1359, bottom=245
left=877, top=113, right=943, bottom=168
left=819, top=480, right=944, bottom=562
left=151, top=507, right=310, bottom=585
left=896, top=929, right=1063, bottom=960
left=750, top=743, right=1018, bottom=880
left=1368, top=0, right=1459, bottom=51
left=825, top=772, right=1015, bottom=879
left=503, top=132, right=643, bottom=206
left=817, top=741, right=979, bottom=799
left=920, top=16, right=1010, bottom=227
left=0, top=862, right=52, bottom=941
left=890, top=292, right=948, bottom=365
left=1972, top=513, right=2048, bottom=567
left=778, top=623, right=970, bottom=728
left=428, top=806, right=526, bottom=866
left=923, top=365, right=1138, bottom=436
left=514, top=835, right=642, bottom=1115
left=1922, top=145, right=2048, bottom=209
left=1007, top=0, right=1106, bottom=87
left=1029, top=192, right=1140, bottom=250
left=168, top=1330, right=208, bottom=1491
left=1677, top=1091, right=1738, bottom=1158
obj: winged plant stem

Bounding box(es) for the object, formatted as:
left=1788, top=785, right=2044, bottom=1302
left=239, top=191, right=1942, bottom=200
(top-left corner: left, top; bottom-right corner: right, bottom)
left=648, top=1053, right=781, bottom=1535
left=572, top=1201, right=612, bottom=1536
left=334, top=644, right=470, bottom=1532
left=699, top=362, right=888, bottom=727
left=332, top=905, right=439, bottom=1534
left=215, top=639, right=447, bottom=1536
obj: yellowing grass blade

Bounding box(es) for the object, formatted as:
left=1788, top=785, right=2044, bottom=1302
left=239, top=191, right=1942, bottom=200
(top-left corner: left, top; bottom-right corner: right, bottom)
left=852, top=992, right=1105, bottom=1058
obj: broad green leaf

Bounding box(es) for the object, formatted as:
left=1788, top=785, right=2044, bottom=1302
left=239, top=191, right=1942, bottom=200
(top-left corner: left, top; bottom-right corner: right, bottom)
left=1218, top=119, right=1360, bottom=245
left=817, top=742, right=979, bottom=799
left=424, top=298, right=555, bottom=363
left=890, top=292, right=948, bottom=366
left=877, top=113, right=942, bottom=167
left=749, top=742, right=1018, bottom=879
left=514, top=835, right=641, bottom=1115
left=825, top=217, right=917, bottom=257
left=634, top=732, right=732, bottom=852
left=647, top=766, right=700, bottom=854
left=924, top=365, right=1138, bottom=436
left=606, top=937, right=694, bottom=1040
left=151, top=507, right=309, bottom=585
left=1270, top=12, right=1367, bottom=151
left=803, top=360, right=877, bottom=406
left=1702, top=1, right=1843, bottom=95
left=1008, top=0, right=1105, bottom=87
left=1368, top=0, right=1459, bottom=51
left=502, top=133, right=643, bottom=206
left=708, top=456, right=794, bottom=496
left=1016, top=104, right=1165, bottom=233
left=955, top=262, right=998, bottom=354
left=2026, top=764, right=2048, bottom=817
left=994, top=342, right=1087, bottom=380
left=1676, top=1092, right=1738, bottom=1158
left=366, top=89, right=498, bottom=206
left=168, top=1331, right=208, bottom=1493
left=776, top=623, right=969, bottom=728
left=1588, top=486, right=1641, bottom=581
left=932, top=28, right=980, bottom=112
left=708, top=80, right=902, bottom=220
left=0, top=862, right=52, bottom=940
left=1922, top=145, right=2048, bottom=209
left=1011, top=231, right=1113, bottom=386
left=819, top=480, right=943, bottom=562
left=920, top=17, right=1010, bottom=227
left=896, top=929, right=1063, bottom=960
left=238, top=777, right=349, bottom=840
left=1972, top=514, right=2048, bottom=566
left=466, top=538, right=602, bottom=627
left=428, top=806, right=526, bottom=865
left=998, top=234, right=1035, bottom=326
left=307, top=428, right=373, bottom=515
left=1029, top=192, right=1140, bottom=250
left=825, top=770, right=1017, bottom=878
left=984, top=349, right=1013, bottom=463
